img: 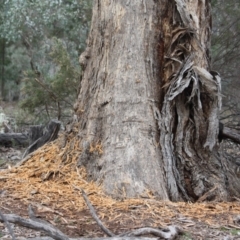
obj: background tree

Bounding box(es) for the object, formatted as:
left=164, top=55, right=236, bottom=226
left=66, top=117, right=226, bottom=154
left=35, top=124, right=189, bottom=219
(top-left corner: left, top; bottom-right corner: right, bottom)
left=0, top=0, right=6, bottom=100
left=1, top=0, right=239, bottom=126
left=0, top=0, right=92, bottom=123
left=211, top=0, right=240, bottom=126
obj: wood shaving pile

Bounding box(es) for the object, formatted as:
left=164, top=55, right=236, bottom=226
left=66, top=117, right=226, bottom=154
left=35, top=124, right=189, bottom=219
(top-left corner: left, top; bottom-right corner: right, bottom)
left=0, top=134, right=240, bottom=229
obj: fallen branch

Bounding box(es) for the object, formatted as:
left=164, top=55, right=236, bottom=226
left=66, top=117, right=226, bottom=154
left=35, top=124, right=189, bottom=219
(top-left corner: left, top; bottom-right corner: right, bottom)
left=73, top=186, right=115, bottom=237
left=0, top=133, right=29, bottom=147
left=0, top=210, right=16, bottom=240
left=74, top=186, right=181, bottom=240
left=0, top=209, right=180, bottom=240
left=219, top=122, right=240, bottom=144
left=0, top=213, right=69, bottom=240
left=0, top=192, right=181, bottom=240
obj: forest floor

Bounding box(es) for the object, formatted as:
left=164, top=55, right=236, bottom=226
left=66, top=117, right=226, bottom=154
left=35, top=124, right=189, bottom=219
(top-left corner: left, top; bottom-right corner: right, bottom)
left=0, top=140, right=240, bottom=240
left=0, top=193, right=240, bottom=240
left=1, top=103, right=240, bottom=239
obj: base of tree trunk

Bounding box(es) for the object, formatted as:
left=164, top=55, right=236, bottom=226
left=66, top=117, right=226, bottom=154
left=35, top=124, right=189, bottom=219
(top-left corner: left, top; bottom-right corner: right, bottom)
left=72, top=0, right=240, bottom=201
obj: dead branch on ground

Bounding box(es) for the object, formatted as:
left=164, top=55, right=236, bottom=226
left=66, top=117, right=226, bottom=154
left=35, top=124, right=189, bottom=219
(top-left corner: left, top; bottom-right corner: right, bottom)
left=74, top=186, right=181, bottom=240
left=0, top=210, right=16, bottom=240
left=0, top=191, right=181, bottom=240
left=73, top=186, right=115, bottom=237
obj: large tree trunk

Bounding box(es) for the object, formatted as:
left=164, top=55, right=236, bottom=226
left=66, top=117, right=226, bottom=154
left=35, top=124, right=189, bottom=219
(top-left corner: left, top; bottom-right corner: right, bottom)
left=73, top=0, right=240, bottom=201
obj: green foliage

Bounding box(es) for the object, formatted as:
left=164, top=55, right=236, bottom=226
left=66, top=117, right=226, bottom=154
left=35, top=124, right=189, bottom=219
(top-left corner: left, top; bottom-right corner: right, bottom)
left=220, top=227, right=240, bottom=236
left=3, top=46, right=30, bottom=100
left=0, top=0, right=92, bottom=123
left=212, top=0, right=240, bottom=77
left=49, top=38, right=80, bottom=97
left=20, top=38, right=80, bottom=123
left=0, top=0, right=92, bottom=52
left=1, top=0, right=238, bottom=126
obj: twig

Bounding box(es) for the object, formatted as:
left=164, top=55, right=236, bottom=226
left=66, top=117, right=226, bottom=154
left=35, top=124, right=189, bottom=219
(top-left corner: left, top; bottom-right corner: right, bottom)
left=28, top=204, right=36, bottom=219
left=197, top=186, right=217, bottom=202
left=74, top=186, right=181, bottom=239
left=73, top=186, right=115, bottom=237
left=0, top=213, right=69, bottom=240
left=0, top=210, right=16, bottom=240
left=28, top=204, right=53, bottom=226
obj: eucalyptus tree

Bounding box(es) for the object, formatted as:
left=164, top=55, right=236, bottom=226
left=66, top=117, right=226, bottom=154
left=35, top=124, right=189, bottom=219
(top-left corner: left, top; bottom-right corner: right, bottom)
left=70, top=0, right=240, bottom=201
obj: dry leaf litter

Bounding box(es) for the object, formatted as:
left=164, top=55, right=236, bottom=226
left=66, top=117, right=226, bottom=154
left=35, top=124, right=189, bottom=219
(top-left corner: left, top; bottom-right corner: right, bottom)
left=0, top=133, right=240, bottom=232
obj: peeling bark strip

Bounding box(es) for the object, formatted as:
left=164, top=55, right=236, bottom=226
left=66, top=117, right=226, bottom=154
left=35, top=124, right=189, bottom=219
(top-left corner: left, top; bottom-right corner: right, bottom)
left=74, top=0, right=240, bottom=200
left=158, top=0, right=228, bottom=201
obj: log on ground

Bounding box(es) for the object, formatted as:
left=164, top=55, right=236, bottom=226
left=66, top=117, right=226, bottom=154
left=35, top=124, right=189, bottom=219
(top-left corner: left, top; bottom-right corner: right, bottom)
left=0, top=133, right=29, bottom=147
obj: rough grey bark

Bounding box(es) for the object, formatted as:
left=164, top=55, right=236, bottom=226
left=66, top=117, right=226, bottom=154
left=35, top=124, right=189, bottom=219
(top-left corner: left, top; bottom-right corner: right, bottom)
left=76, top=0, right=168, bottom=199
left=29, top=125, right=44, bottom=144
left=73, top=0, right=240, bottom=200
left=156, top=0, right=227, bottom=201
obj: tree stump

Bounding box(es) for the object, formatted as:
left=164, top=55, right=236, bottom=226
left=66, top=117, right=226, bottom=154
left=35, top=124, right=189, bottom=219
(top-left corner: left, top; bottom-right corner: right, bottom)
left=22, top=120, right=61, bottom=158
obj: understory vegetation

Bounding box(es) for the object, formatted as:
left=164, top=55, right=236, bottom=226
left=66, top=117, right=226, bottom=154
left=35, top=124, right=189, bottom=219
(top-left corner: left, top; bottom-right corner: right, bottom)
left=0, top=0, right=92, bottom=124
left=0, top=0, right=239, bottom=128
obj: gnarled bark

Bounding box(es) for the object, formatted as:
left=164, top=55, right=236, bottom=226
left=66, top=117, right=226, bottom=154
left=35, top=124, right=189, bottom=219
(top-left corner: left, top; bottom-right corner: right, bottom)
left=157, top=0, right=227, bottom=201
left=73, top=0, right=240, bottom=200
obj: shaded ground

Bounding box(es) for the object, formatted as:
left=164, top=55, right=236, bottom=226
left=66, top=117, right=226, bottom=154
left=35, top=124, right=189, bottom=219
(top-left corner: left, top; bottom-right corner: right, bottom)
left=0, top=140, right=240, bottom=240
